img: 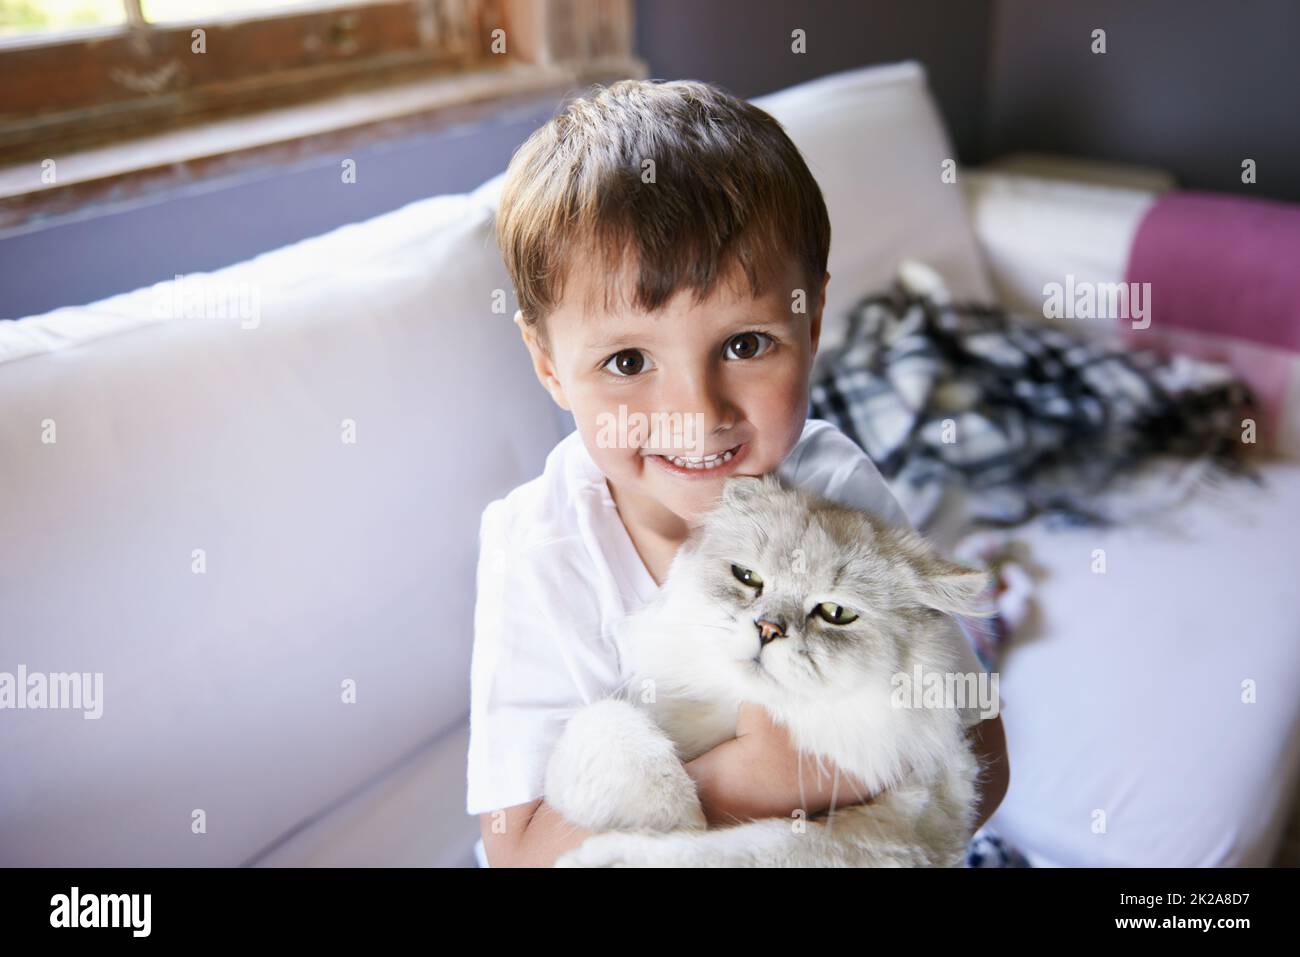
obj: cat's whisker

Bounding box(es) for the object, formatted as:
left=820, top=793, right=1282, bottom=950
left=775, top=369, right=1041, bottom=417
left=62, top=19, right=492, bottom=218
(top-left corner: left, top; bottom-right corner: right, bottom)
left=795, top=647, right=826, bottom=682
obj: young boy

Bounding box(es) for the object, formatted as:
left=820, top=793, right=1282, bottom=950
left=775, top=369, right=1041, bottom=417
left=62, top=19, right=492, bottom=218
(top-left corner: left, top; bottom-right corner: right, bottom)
left=467, top=78, right=1009, bottom=867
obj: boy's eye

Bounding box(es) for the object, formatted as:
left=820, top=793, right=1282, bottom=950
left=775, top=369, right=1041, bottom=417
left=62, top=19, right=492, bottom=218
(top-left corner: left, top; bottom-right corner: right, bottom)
left=813, top=602, right=859, bottom=625
left=602, top=349, right=655, bottom=377
left=724, top=332, right=774, bottom=361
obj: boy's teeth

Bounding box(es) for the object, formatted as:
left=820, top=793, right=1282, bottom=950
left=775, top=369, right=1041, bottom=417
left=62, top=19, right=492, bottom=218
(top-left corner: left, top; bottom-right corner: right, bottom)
left=663, top=448, right=735, bottom=470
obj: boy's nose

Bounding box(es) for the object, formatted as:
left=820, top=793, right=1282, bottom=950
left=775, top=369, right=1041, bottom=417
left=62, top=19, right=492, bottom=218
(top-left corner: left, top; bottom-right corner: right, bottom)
left=663, top=374, right=736, bottom=445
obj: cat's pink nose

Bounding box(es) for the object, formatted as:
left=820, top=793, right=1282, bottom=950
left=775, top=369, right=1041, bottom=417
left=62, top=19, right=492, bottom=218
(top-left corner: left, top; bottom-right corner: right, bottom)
left=755, top=617, right=786, bottom=645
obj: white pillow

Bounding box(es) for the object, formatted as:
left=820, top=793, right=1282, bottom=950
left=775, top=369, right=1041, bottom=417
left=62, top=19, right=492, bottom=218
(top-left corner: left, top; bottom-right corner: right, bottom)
left=751, top=61, right=996, bottom=370
left=0, top=190, right=563, bottom=865
left=962, top=168, right=1163, bottom=321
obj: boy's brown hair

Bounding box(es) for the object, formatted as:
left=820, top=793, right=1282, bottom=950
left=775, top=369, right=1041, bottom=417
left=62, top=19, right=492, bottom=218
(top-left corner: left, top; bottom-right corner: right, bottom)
left=495, top=78, right=831, bottom=352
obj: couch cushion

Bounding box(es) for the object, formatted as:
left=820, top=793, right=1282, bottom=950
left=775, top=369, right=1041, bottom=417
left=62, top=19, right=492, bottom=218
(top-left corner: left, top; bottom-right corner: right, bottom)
left=963, top=167, right=1163, bottom=320
left=990, top=460, right=1300, bottom=866
left=1122, top=192, right=1300, bottom=457
left=0, top=190, right=563, bottom=864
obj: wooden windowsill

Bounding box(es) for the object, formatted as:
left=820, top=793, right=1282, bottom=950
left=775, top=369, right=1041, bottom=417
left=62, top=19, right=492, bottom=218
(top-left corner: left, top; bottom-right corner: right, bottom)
left=0, top=55, right=645, bottom=236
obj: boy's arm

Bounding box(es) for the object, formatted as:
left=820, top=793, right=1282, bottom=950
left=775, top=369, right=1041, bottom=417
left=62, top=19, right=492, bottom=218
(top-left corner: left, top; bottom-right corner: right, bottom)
left=966, top=713, right=1010, bottom=832
left=686, top=704, right=1010, bottom=831
left=480, top=713, right=1010, bottom=865
left=483, top=717, right=874, bottom=865
left=479, top=799, right=593, bottom=867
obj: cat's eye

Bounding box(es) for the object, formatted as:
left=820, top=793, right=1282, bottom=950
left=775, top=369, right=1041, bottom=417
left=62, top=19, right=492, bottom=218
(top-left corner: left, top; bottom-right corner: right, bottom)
left=731, top=564, right=763, bottom=590
left=814, top=602, right=858, bottom=625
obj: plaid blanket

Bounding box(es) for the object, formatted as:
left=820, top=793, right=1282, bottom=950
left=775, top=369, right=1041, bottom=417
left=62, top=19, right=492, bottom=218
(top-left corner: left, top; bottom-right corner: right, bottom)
left=810, top=267, right=1260, bottom=531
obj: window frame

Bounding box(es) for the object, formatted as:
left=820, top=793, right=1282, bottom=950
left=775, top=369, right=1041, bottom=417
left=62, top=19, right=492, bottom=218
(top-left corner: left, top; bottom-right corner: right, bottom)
left=0, top=0, right=517, bottom=163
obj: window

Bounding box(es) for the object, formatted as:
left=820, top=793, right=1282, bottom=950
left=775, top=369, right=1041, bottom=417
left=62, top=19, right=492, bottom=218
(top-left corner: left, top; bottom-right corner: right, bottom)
left=0, top=0, right=639, bottom=162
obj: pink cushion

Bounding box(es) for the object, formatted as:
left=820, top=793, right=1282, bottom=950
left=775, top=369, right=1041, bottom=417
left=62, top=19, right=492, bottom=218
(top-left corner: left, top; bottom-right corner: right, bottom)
left=1126, top=192, right=1300, bottom=352
left=1124, top=193, right=1300, bottom=456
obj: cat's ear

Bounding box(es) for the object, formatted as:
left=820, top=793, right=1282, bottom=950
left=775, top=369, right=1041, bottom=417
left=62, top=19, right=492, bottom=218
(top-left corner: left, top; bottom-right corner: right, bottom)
left=901, top=542, right=995, bottom=618
left=720, top=474, right=767, bottom=508
left=913, top=563, right=995, bottom=618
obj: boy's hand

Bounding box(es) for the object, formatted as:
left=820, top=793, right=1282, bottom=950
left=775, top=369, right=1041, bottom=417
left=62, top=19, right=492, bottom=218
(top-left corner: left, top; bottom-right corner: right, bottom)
left=735, top=702, right=877, bottom=812
left=686, top=702, right=876, bottom=827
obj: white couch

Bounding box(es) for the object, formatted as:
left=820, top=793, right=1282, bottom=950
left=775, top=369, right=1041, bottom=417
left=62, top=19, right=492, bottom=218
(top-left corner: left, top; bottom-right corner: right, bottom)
left=3, top=62, right=1297, bottom=868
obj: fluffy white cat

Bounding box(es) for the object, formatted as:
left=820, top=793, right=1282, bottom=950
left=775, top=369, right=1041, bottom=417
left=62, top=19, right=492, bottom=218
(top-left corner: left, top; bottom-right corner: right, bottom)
left=546, top=472, right=993, bottom=867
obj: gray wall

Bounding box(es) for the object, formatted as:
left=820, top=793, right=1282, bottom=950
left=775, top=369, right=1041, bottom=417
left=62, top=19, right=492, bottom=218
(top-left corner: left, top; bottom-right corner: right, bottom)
left=4, top=0, right=1297, bottom=319
left=634, top=0, right=993, bottom=164
left=986, top=0, right=1300, bottom=200
left=0, top=99, right=559, bottom=320
left=637, top=0, right=1300, bottom=200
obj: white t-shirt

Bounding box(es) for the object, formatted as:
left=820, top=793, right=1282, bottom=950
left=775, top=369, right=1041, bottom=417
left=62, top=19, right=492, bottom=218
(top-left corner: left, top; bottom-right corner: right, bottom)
left=465, top=417, right=986, bottom=816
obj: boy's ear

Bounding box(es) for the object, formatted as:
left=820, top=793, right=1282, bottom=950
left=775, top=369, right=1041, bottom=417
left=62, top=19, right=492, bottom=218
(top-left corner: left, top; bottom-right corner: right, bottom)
left=514, top=310, right=571, bottom=412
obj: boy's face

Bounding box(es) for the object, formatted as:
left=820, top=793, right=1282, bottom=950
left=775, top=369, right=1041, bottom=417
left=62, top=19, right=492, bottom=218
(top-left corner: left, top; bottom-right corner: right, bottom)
left=518, top=253, right=826, bottom=528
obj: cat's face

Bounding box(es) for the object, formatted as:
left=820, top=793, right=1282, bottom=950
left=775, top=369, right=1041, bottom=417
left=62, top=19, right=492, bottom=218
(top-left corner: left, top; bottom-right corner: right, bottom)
left=661, top=474, right=990, bottom=701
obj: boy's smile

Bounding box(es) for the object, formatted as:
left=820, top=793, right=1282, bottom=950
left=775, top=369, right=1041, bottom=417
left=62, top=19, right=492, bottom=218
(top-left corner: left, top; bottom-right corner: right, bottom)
left=642, top=438, right=747, bottom=476
left=519, top=253, right=827, bottom=547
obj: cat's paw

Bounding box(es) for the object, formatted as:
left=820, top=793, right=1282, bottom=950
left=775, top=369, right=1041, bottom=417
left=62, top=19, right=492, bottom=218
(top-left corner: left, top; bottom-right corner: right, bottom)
left=554, top=831, right=668, bottom=868
left=545, top=699, right=706, bottom=833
